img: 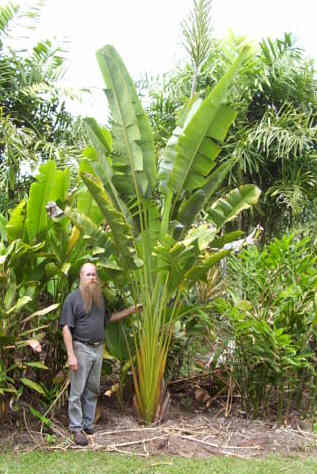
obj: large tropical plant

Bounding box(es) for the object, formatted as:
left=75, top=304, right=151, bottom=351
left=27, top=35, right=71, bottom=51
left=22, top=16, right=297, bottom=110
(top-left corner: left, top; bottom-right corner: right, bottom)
left=0, top=159, right=110, bottom=414
left=5, top=160, right=107, bottom=303
left=65, top=44, right=260, bottom=424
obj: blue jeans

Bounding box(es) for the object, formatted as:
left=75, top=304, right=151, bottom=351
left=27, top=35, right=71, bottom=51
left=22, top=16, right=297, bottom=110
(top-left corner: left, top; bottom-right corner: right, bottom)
left=69, top=341, right=104, bottom=432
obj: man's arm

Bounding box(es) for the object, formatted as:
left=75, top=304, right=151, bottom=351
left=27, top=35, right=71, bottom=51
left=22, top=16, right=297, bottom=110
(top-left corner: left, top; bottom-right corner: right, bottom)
left=109, top=305, right=141, bottom=323
left=62, top=325, right=78, bottom=371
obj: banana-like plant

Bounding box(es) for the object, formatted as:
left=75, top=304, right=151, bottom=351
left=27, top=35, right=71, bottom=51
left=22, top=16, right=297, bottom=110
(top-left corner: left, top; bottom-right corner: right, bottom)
left=1, top=161, right=108, bottom=405
left=70, top=45, right=260, bottom=423
left=5, top=160, right=110, bottom=297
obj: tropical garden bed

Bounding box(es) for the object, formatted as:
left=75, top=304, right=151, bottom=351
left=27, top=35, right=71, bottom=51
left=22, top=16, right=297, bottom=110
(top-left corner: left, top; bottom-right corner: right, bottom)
left=2, top=3, right=317, bottom=466
left=1, top=382, right=317, bottom=460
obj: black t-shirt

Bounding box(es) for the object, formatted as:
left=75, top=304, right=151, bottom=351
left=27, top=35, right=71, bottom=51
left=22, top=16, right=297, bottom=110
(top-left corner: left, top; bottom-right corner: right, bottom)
left=59, top=289, right=110, bottom=343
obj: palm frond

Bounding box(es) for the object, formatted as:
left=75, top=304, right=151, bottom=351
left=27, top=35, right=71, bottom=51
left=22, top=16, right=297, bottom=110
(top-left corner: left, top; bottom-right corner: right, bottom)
left=0, top=3, right=18, bottom=37
left=181, top=0, right=213, bottom=96
left=181, top=0, right=213, bottom=69
left=250, top=105, right=316, bottom=160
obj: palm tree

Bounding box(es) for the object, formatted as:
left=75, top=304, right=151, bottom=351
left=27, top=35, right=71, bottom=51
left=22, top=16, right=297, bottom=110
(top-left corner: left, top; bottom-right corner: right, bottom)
left=0, top=2, right=83, bottom=215
left=223, top=33, right=317, bottom=236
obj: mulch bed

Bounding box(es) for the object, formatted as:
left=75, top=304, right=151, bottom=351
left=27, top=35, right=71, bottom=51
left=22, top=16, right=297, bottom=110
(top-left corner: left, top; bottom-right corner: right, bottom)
left=1, top=396, right=317, bottom=459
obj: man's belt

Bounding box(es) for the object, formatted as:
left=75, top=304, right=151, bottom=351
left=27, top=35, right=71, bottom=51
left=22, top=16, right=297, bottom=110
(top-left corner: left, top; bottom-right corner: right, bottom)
left=74, top=339, right=103, bottom=347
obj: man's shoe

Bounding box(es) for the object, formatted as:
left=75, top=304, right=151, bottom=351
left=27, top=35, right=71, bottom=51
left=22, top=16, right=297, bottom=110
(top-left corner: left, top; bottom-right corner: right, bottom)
left=73, top=431, right=88, bottom=446
left=83, top=427, right=94, bottom=435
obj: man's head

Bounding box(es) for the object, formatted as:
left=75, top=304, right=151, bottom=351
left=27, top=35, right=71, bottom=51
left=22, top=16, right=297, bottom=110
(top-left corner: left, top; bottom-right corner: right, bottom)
left=80, top=263, right=97, bottom=285
left=79, top=263, right=104, bottom=312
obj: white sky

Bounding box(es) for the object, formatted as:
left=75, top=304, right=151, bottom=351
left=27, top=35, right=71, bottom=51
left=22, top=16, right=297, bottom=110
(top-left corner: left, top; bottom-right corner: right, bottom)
left=14, top=0, right=317, bottom=120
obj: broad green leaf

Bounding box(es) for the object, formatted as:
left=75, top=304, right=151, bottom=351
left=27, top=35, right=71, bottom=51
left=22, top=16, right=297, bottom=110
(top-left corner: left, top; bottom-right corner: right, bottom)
left=208, top=185, right=261, bottom=229
left=6, top=296, right=32, bottom=315
left=83, top=118, right=114, bottom=185
left=212, top=230, right=244, bottom=248
left=53, top=166, right=70, bottom=203
left=183, top=224, right=217, bottom=251
left=176, top=159, right=235, bottom=231
left=28, top=406, right=52, bottom=427
left=84, top=117, right=112, bottom=154
left=21, top=303, right=60, bottom=324
left=153, top=238, right=199, bottom=293
left=26, top=161, right=70, bottom=242
left=185, top=250, right=230, bottom=283
left=3, top=240, right=45, bottom=272
left=80, top=172, right=139, bottom=269
left=96, top=45, right=157, bottom=196
left=176, top=95, right=200, bottom=127
left=20, top=377, right=45, bottom=395
left=159, top=47, right=249, bottom=198
left=6, top=200, right=27, bottom=242
left=104, top=322, right=130, bottom=361
left=25, top=362, right=48, bottom=370
left=79, top=158, right=134, bottom=229
left=26, top=161, right=57, bottom=242
left=77, top=190, right=104, bottom=226
left=64, top=206, right=111, bottom=250
left=97, top=261, right=124, bottom=281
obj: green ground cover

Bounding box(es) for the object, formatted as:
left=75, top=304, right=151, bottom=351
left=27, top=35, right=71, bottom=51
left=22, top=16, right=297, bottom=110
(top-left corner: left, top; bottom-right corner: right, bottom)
left=1, top=451, right=317, bottom=474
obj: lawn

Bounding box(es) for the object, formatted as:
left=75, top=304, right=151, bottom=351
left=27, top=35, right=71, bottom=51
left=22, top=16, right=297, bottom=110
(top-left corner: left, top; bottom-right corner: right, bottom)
left=1, top=451, right=317, bottom=474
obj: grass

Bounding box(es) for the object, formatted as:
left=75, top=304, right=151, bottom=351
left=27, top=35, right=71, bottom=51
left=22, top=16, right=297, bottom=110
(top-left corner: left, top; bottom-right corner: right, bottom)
left=1, top=451, right=317, bottom=474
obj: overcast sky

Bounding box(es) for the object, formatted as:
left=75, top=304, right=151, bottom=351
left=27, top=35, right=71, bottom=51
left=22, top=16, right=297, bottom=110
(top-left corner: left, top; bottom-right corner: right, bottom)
left=15, top=0, right=317, bottom=120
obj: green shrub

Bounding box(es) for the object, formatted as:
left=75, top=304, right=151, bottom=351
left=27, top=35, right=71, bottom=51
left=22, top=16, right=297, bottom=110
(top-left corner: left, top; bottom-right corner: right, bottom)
left=216, top=234, right=317, bottom=418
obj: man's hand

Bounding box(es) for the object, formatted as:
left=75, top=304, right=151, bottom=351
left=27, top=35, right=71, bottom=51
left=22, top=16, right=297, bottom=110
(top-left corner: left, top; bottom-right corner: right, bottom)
left=68, top=354, right=78, bottom=371
left=62, top=326, right=78, bottom=370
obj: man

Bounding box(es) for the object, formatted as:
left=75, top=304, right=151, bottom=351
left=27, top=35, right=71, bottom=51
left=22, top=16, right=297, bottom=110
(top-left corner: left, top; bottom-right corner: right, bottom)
left=60, top=262, right=139, bottom=446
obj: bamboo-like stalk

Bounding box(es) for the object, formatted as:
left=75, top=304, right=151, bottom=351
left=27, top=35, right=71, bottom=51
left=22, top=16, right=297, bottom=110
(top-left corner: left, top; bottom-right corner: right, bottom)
left=130, top=261, right=176, bottom=423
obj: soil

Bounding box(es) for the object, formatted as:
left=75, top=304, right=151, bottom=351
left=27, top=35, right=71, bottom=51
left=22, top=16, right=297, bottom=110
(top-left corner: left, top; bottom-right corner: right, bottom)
left=1, top=392, right=317, bottom=459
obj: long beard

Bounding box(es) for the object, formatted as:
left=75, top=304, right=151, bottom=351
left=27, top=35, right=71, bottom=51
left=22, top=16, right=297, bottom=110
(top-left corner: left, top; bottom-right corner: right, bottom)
left=80, top=281, right=104, bottom=313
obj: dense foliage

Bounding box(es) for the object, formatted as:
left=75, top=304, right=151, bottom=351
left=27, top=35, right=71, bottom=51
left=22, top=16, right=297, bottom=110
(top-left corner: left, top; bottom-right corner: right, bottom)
left=1, top=0, right=317, bottom=430
left=214, top=235, right=317, bottom=417
left=0, top=2, right=83, bottom=214
left=144, top=33, right=317, bottom=238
